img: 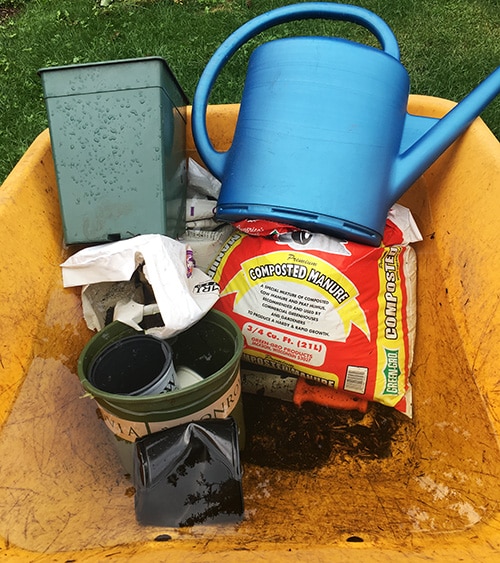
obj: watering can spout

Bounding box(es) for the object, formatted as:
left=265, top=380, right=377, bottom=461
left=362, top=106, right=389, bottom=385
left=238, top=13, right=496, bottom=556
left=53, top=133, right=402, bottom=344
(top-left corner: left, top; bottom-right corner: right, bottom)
left=390, top=66, right=500, bottom=205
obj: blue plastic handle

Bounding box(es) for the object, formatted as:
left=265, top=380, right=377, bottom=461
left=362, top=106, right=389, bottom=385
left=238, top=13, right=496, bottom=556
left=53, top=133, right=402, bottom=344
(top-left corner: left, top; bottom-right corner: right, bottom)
left=192, top=2, right=401, bottom=179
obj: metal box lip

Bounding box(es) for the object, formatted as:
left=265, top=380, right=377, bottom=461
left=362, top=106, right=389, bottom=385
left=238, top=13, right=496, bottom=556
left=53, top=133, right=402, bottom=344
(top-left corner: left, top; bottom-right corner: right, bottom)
left=38, top=56, right=189, bottom=110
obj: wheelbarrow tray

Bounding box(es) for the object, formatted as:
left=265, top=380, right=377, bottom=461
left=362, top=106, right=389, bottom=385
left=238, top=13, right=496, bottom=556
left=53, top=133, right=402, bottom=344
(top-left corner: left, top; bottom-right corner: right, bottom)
left=0, top=97, right=499, bottom=561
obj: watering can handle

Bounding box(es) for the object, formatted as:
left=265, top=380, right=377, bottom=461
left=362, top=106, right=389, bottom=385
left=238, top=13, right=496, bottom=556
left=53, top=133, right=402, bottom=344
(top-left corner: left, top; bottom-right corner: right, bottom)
left=192, top=2, right=400, bottom=179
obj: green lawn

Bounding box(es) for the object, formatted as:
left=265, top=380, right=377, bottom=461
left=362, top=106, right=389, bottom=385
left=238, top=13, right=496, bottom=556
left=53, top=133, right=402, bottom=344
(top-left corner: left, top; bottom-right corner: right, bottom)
left=1, top=0, right=499, bottom=183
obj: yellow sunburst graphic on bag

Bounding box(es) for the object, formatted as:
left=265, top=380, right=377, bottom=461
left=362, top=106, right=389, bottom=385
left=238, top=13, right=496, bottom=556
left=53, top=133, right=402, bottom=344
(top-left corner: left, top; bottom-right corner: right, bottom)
left=220, top=251, right=370, bottom=341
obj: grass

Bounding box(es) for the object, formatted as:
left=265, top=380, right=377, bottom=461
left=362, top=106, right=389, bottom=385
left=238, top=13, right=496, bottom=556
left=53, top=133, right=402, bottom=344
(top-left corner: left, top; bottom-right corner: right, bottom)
left=0, top=0, right=499, bottom=183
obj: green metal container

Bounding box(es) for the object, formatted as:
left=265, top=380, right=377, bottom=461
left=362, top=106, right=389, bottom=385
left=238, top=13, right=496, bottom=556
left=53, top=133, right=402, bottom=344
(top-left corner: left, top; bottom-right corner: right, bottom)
left=39, top=57, right=189, bottom=244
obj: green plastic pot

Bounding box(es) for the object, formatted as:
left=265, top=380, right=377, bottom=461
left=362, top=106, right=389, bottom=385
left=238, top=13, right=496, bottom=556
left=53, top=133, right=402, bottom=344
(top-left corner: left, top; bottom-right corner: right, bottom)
left=78, top=310, right=244, bottom=472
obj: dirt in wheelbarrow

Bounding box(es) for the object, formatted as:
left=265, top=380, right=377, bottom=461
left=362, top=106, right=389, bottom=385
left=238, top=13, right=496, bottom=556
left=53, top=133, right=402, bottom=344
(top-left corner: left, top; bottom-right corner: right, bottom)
left=241, top=393, right=409, bottom=471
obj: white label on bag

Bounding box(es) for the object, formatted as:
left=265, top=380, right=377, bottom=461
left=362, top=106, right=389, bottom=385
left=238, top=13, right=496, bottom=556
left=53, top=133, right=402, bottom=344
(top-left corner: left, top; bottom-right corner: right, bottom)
left=242, top=321, right=327, bottom=366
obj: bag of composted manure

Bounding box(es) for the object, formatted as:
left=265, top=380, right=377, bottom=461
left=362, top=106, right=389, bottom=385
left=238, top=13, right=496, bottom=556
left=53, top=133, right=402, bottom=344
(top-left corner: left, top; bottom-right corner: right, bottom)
left=208, top=204, right=422, bottom=415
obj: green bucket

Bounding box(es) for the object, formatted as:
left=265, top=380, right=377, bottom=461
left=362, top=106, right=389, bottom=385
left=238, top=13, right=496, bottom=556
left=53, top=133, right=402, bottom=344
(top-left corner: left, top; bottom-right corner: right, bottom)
left=78, top=310, right=244, bottom=473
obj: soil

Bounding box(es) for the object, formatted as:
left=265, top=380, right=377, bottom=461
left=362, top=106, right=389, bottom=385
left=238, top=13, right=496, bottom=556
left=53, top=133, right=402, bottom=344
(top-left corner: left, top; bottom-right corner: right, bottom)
left=241, top=393, right=406, bottom=471
left=0, top=6, right=20, bottom=24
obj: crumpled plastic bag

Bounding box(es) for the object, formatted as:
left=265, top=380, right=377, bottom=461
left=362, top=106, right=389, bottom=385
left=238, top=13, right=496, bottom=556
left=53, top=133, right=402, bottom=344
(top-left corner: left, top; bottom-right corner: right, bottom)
left=180, top=224, right=235, bottom=273
left=180, top=158, right=235, bottom=272
left=134, top=418, right=244, bottom=527
left=187, top=157, right=221, bottom=200
left=61, top=234, right=220, bottom=339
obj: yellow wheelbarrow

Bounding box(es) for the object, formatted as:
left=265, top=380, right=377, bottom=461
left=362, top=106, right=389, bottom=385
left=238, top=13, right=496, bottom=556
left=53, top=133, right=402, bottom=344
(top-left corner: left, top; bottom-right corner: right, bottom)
left=0, top=96, right=499, bottom=561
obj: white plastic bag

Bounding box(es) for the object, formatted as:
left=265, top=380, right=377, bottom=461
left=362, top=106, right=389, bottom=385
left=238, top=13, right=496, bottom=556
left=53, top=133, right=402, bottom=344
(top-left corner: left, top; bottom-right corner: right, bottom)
left=61, top=234, right=220, bottom=338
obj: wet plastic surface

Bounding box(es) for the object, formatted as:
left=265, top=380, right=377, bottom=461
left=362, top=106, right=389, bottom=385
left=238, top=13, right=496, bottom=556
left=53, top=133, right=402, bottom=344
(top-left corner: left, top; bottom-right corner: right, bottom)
left=89, top=334, right=174, bottom=395
left=0, top=99, right=499, bottom=561
left=38, top=57, right=189, bottom=244
left=134, top=418, right=243, bottom=527
left=168, top=314, right=237, bottom=378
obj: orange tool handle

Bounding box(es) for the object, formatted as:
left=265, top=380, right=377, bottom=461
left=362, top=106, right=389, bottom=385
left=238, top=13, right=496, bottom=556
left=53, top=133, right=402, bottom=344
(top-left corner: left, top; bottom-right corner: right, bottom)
left=293, top=377, right=369, bottom=413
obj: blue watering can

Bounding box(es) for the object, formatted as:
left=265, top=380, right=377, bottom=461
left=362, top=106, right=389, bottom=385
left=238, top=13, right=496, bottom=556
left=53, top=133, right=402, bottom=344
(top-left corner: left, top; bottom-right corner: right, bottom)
left=192, top=2, right=500, bottom=246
